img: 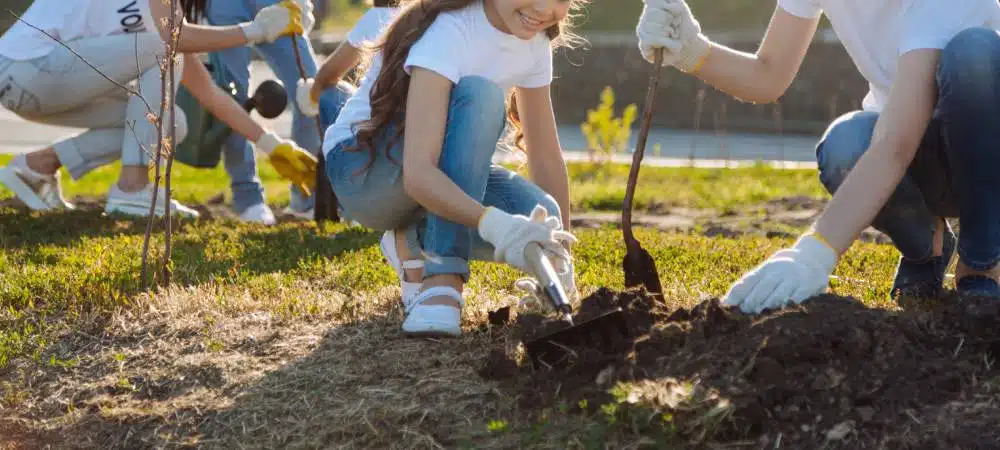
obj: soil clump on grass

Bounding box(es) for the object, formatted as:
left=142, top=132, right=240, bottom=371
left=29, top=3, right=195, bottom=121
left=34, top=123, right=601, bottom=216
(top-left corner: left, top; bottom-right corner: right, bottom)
left=484, top=288, right=1000, bottom=448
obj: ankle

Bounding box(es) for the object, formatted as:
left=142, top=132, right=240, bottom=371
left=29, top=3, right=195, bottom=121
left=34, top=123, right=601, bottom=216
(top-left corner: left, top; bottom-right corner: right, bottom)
left=24, top=150, right=60, bottom=176
left=931, top=218, right=945, bottom=257
left=956, top=260, right=1000, bottom=282
left=117, top=167, right=150, bottom=193
left=394, top=229, right=424, bottom=282
left=419, top=275, right=463, bottom=308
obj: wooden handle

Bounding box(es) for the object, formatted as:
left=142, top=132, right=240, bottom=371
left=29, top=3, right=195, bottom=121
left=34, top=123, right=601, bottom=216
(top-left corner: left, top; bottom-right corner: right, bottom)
left=622, top=48, right=665, bottom=243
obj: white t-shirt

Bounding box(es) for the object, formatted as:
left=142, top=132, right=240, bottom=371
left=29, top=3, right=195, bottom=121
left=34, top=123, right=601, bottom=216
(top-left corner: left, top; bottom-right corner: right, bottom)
left=779, top=0, right=1000, bottom=111
left=0, top=0, right=157, bottom=61
left=345, top=7, right=398, bottom=48
left=324, top=0, right=553, bottom=150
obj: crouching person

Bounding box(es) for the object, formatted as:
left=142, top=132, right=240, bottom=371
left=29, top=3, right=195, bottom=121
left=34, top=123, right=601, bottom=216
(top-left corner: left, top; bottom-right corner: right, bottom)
left=323, top=0, right=586, bottom=336
left=634, top=0, right=1000, bottom=311
left=0, top=0, right=317, bottom=217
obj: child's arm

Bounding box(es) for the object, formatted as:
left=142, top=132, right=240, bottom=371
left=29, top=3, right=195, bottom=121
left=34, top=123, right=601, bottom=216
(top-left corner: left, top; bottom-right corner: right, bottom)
left=180, top=54, right=317, bottom=192
left=515, top=86, right=570, bottom=229
left=638, top=1, right=817, bottom=103
left=150, top=0, right=303, bottom=53
left=312, top=42, right=363, bottom=99
left=180, top=54, right=264, bottom=143
left=401, top=68, right=486, bottom=227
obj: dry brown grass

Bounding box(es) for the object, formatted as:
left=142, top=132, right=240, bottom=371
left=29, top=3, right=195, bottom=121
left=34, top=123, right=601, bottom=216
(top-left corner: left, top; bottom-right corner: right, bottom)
left=1, top=281, right=586, bottom=449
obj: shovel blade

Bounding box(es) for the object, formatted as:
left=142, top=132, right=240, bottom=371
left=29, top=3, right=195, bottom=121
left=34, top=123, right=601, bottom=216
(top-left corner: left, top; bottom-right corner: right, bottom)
left=624, top=247, right=662, bottom=295
left=524, top=308, right=631, bottom=369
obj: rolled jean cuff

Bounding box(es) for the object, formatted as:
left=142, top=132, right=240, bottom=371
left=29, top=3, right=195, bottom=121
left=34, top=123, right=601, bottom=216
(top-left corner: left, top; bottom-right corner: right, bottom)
left=423, top=256, right=471, bottom=282
left=52, top=139, right=89, bottom=180
left=958, top=250, right=1000, bottom=272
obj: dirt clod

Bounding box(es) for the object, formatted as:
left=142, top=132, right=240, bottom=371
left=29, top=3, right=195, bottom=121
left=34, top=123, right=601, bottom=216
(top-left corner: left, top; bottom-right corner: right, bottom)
left=486, top=288, right=1000, bottom=448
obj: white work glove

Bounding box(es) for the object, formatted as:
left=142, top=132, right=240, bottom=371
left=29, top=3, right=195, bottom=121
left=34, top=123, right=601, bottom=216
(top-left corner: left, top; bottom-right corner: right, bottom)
left=478, top=205, right=577, bottom=275
left=636, top=0, right=712, bottom=72
left=297, top=0, right=316, bottom=34
left=723, top=234, right=838, bottom=314
left=241, top=0, right=304, bottom=44
left=296, top=78, right=320, bottom=117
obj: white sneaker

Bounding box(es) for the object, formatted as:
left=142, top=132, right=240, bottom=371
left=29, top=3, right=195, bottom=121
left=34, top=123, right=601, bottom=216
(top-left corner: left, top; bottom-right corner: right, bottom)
left=281, top=205, right=314, bottom=220
left=0, top=154, right=73, bottom=211
left=380, top=230, right=424, bottom=310
left=401, top=286, right=464, bottom=337
left=239, top=203, right=277, bottom=225
left=104, top=184, right=200, bottom=218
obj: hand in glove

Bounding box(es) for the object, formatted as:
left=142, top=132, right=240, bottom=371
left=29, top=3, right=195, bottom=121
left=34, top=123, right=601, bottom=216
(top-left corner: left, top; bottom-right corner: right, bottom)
left=241, top=0, right=304, bottom=44
left=296, top=78, right=320, bottom=117
left=513, top=209, right=579, bottom=309
left=723, top=233, right=838, bottom=314
left=478, top=205, right=577, bottom=274
left=297, top=0, right=316, bottom=34
left=636, top=0, right=712, bottom=72
left=254, top=132, right=318, bottom=196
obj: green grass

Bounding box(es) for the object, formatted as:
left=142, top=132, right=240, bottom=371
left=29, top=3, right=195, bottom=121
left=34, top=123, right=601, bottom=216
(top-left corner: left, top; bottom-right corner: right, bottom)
left=0, top=154, right=826, bottom=213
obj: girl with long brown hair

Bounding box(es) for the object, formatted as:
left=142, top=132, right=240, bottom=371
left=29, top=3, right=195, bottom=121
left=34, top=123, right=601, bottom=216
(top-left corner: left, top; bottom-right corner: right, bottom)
left=323, top=0, right=583, bottom=337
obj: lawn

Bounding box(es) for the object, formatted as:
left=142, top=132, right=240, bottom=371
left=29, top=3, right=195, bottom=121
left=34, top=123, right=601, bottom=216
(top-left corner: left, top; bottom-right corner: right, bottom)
left=0, top=156, right=929, bottom=448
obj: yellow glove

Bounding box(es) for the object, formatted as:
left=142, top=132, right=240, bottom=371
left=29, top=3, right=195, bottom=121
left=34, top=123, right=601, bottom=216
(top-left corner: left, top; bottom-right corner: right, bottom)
left=255, top=132, right=318, bottom=196
left=241, top=0, right=304, bottom=44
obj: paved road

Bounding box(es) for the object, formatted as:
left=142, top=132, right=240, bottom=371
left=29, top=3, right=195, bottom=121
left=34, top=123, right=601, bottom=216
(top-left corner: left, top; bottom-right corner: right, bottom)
left=0, top=61, right=820, bottom=168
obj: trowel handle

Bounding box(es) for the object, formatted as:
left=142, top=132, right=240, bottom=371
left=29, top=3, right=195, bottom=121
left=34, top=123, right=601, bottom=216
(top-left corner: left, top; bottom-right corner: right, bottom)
left=524, top=243, right=573, bottom=315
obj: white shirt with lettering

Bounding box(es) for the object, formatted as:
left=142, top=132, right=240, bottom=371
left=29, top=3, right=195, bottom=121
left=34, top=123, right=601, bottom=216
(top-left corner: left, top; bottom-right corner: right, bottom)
left=779, top=0, right=1000, bottom=111
left=0, top=0, right=156, bottom=61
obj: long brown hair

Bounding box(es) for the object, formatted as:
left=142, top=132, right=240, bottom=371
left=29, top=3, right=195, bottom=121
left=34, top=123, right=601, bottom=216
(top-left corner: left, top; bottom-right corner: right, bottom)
left=347, top=0, right=585, bottom=171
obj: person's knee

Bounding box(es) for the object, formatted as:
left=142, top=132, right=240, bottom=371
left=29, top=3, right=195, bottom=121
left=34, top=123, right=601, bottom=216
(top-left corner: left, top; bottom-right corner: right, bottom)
left=939, top=28, right=1000, bottom=104
left=451, top=76, right=506, bottom=127
left=816, top=111, right=878, bottom=193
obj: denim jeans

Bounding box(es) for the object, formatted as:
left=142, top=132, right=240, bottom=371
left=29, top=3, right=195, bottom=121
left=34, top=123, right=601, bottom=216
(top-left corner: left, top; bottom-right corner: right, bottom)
left=205, top=0, right=349, bottom=213
left=816, top=27, right=1000, bottom=271
left=325, top=76, right=562, bottom=281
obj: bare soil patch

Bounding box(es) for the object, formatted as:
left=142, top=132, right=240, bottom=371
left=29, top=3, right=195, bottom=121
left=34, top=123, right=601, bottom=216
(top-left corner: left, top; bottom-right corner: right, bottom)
left=484, top=288, right=1000, bottom=448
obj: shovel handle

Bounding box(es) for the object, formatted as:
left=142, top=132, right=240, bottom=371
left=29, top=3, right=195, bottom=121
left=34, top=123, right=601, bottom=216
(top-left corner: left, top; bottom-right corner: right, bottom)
left=524, top=243, right=573, bottom=317
left=622, top=49, right=665, bottom=241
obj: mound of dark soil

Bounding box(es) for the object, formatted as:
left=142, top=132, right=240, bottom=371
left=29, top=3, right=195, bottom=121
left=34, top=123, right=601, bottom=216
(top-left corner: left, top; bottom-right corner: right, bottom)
left=483, top=288, right=1000, bottom=449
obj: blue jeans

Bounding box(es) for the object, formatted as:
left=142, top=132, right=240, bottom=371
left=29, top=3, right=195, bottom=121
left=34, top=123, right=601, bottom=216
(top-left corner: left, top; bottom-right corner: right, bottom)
left=325, top=77, right=561, bottom=281
left=205, top=0, right=348, bottom=213
left=816, top=27, right=1000, bottom=271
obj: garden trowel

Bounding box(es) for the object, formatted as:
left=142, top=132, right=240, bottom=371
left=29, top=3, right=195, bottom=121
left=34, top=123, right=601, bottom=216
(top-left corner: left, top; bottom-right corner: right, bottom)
left=522, top=243, right=630, bottom=369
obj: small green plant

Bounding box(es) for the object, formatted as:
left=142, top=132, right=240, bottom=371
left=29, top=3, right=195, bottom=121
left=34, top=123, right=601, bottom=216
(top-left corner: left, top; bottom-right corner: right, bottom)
left=486, top=419, right=509, bottom=433
left=581, top=87, right=638, bottom=165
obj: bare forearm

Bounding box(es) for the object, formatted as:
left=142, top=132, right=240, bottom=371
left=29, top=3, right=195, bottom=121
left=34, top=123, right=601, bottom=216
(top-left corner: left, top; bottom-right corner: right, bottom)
left=813, top=140, right=910, bottom=252
left=314, top=43, right=360, bottom=95
left=694, top=43, right=788, bottom=104
left=176, top=24, right=249, bottom=53
left=201, top=90, right=264, bottom=143
left=403, top=169, right=486, bottom=228
left=528, top=154, right=571, bottom=228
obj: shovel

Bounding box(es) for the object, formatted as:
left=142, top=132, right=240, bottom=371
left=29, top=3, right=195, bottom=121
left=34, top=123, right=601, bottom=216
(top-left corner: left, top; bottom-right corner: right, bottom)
left=622, top=49, right=665, bottom=296
left=522, top=243, right=630, bottom=369
left=289, top=34, right=340, bottom=223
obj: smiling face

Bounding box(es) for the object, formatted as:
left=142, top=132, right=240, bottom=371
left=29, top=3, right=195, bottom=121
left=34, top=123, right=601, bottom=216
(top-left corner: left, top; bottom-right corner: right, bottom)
left=486, top=0, right=571, bottom=40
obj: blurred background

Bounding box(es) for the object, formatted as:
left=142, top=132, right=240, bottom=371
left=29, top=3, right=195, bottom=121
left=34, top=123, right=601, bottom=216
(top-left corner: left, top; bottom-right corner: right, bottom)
left=1, top=1, right=860, bottom=164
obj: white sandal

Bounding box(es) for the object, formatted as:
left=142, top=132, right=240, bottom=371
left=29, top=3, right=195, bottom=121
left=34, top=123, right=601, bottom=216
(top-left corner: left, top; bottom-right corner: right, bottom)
left=401, top=286, right=464, bottom=337
left=380, top=230, right=424, bottom=310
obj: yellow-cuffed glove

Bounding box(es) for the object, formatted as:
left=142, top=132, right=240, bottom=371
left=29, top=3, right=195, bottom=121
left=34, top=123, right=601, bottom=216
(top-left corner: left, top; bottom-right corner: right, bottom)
left=241, top=0, right=304, bottom=44
left=254, top=132, right=318, bottom=196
